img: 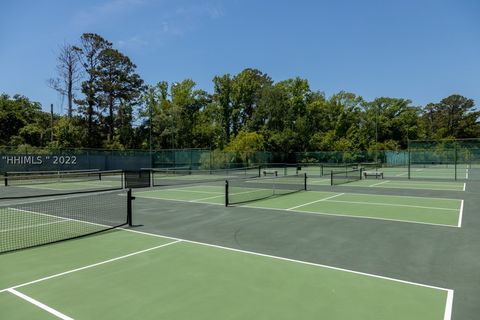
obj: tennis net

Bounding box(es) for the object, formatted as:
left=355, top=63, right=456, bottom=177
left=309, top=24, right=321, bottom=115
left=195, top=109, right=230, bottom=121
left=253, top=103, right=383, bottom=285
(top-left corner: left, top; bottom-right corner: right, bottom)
left=330, top=169, right=362, bottom=186
left=225, top=173, right=307, bottom=206
left=151, top=166, right=260, bottom=187
left=0, top=189, right=133, bottom=254
left=4, top=170, right=124, bottom=188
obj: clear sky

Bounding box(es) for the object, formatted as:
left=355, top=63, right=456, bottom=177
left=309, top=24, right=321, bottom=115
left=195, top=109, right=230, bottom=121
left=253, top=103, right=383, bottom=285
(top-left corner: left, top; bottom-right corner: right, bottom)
left=1, top=0, right=479, bottom=114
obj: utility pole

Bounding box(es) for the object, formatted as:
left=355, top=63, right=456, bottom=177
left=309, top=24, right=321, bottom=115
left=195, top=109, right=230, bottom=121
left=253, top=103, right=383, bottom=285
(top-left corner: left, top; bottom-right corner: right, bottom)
left=50, top=103, right=54, bottom=142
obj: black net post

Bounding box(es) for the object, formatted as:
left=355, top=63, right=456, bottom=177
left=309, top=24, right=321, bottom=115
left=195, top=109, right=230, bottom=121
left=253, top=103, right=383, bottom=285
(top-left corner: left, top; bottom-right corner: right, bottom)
left=127, top=188, right=135, bottom=227
left=225, top=180, right=229, bottom=207
left=330, top=171, right=333, bottom=186
left=4, top=172, right=7, bottom=186
left=304, top=173, right=307, bottom=190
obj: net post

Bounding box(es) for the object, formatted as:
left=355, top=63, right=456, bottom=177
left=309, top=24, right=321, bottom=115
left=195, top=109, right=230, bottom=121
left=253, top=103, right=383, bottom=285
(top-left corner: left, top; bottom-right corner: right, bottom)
left=304, top=173, right=307, bottom=191
left=258, top=165, right=261, bottom=177
left=4, top=172, right=7, bottom=186
left=225, top=180, right=229, bottom=207
left=330, top=171, right=333, bottom=186
left=127, top=188, right=135, bottom=227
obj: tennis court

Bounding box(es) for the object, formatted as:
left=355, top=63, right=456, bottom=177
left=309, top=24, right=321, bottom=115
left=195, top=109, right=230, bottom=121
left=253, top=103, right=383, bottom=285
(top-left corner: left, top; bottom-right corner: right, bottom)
left=380, top=166, right=469, bottom=180
left=0, top=228, right=452, bottom=320
left=2, top=167, right=478, bottom=319
left=136, top=186, right=462, bottom=227
left=4, top=170, right=123, bottom=195
left=308, top=177, right=466, bottom=191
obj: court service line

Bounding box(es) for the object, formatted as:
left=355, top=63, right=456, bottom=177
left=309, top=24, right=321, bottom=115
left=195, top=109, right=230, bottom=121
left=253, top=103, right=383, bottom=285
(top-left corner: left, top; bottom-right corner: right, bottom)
left=167, top=189, right=222, bottom=195
left=287, top=193, right=345, bottom=210
left=395, top=172, right=409, bottom=177
left=0, top=240, right=181, bottom=294
left=0, top=220, right=67, bottom=233
left=190, top=194, right=224, bottom=202
left=463, top=183, right=466, bottom=191
left=136, top=195, right=224, bottom=205
left=368, top=180, right=390, bottom=187
left=458, top=200, right=464, bottom=228
left=324, top=200, right=459, bottom=211
left=7, top=288, right=74, bottom=320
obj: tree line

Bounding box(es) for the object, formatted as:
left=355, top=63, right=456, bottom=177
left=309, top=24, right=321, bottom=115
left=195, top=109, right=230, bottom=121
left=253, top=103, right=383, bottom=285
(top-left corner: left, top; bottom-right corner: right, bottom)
left=1, top=33, right=479, bottom=153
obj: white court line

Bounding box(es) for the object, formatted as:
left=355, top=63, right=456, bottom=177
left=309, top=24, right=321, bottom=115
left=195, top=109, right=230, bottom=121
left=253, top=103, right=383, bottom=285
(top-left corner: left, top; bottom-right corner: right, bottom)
left=444, top=290, right=454, bottom=320
left=135, top=195, right=224, bottom=205
left=395, top=172, right=409, bottom=177
left=458, top=200, right=464, bottom=228
left=165, top=189, right=222, bottom=195
left=0, top=240, right=181, bottom=294
left=6, top=208, right=112, bottom=231
left=189, top=194, right=224, bottom=202
left=368, top=180, right=390, bottom=187
left=466, top=169, right=469, bottom=180
left=463, top=183, right=466, bottom=191
left=287, top=193, right=344, bottom=210
left=7, top=288, right=74, bottom=320
left=0, top=220, right=67, bottom=233
left=325, top=200, right=459, bottom=211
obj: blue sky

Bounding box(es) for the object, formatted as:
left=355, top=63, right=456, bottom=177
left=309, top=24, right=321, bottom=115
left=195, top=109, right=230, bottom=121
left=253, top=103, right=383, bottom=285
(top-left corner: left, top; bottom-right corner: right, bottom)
left=1, top=0, right=479, bottom=114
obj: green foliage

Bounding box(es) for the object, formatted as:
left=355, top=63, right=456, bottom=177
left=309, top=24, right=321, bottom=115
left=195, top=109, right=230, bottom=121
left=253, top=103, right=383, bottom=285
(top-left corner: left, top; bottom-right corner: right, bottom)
left=4, top=38, right=480, bottom=155
left=225, top=130, right=265, bottom=164
left=0, top=94, right=48, bottom=146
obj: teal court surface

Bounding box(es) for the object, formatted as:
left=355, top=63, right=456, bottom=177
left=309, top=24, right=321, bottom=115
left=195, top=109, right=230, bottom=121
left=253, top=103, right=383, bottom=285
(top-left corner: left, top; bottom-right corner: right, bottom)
left=0, top=229, right=452, bottom=320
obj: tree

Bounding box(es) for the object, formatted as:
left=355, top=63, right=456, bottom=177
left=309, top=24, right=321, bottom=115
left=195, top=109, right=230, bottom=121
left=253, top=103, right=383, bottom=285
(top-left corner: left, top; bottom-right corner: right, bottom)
left=364, top=97, right=419, bottom=149
left=225, top=130, right=265, bottom=164
left=73, top=33, right=112, bottom=147
left=231, top=68, right=272, bottom=133
left=421, top=95, right=479, bottom=139
left=47, top=43, right=82, bottom=117
left=47, top=117, right=85, bottom=148
left=212, top=74, right=233, bottom=147
left=95, top=47, right=144, bottom=144
left=170, top=80, right=210, bottom=148
left=0, top=94, right=48, bottom=146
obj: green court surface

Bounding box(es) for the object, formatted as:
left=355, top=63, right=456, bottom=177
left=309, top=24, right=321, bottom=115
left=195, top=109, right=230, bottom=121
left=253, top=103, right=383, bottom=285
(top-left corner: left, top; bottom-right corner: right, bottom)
left=136, top=187, right=463, bottom=227
left=0, top=229, right=452, bottom=320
